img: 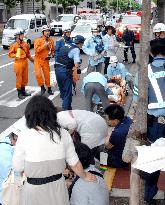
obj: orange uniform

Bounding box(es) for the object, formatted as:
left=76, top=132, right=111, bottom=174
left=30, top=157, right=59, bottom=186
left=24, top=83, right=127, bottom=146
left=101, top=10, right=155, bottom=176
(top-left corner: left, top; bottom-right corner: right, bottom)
left=8, top=41, right=33, bottom=89
left=34, top=36, right=54, bottom=87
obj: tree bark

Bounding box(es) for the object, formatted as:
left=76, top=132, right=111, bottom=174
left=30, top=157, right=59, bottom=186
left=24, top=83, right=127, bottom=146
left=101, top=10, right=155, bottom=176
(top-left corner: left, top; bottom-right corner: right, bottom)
left=129, top=0, right=151, bottom=204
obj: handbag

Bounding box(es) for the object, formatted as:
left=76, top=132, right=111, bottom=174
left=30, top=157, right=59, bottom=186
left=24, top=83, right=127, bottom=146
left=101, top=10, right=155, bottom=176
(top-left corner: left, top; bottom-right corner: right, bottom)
left=2, top=169, right=25, bottom=205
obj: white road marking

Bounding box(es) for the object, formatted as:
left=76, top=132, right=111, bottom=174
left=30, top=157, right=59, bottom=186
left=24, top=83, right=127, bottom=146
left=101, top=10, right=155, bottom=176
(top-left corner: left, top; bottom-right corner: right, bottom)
left=0, top=81, right=4, bottom=87
left=0, top=54, right=35, bottom=70
left=0, top=86, right=40, bottom=107
left=50, top=71, right=57, bottom=87
left=0, top=62, right=13, bottom=69
left=0, top=53, right=8, bottom=57
left=0, top=90, right=60, bottom=141
left=82, top=67, right=88, bottom=74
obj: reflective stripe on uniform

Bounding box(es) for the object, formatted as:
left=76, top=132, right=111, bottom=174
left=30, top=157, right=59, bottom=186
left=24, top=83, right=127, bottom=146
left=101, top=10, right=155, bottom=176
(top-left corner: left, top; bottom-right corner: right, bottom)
left=133, top=85, right=138, bottom=96
left=148, top=64, right=165, bottom=109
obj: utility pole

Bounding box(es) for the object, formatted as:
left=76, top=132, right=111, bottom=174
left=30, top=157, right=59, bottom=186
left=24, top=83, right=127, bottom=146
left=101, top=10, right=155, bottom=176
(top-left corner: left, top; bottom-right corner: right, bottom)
left=33, top=0, right=35, bottom=14
left=117, top=0, right=119, bottom=13
left=56, top=0, right=59, bottom=17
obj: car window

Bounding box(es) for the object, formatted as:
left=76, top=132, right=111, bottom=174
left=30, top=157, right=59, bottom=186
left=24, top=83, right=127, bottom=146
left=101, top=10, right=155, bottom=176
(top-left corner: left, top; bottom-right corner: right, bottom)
left=73, top=25, right=91, bottom=33
left=30, top=20, right=35, bottom=29
left=36, top=18, right=42, bottom=27
left=122, top=16, right=141, bottom=25
left=6, top=19, right=29, bottom=30
left=42, top=18, right=47, bottom=26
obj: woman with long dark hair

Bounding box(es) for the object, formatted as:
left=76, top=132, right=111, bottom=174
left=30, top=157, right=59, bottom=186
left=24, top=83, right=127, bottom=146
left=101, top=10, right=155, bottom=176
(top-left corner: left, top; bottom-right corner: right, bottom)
left=12, top=95, right=96, bottom=205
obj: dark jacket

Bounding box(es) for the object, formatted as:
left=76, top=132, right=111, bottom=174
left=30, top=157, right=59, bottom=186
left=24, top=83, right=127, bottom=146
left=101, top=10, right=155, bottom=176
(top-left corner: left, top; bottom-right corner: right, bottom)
left=122, top=30, right=135, bottom=46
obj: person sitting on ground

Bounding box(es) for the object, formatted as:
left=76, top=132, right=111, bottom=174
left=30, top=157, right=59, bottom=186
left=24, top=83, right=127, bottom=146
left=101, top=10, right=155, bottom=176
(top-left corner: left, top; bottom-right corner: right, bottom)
left=104, top=104, right=133, bottom=168
left=70, top=142, right=109, bottom=205
left=107, top=78, right=125, bottom=105
left=57, top=109, right=108, bottom=159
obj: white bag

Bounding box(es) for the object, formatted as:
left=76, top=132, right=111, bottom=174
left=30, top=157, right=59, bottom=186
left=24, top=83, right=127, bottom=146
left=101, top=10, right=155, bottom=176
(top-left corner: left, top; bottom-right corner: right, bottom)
left=2, top=170, right=24, bottom=205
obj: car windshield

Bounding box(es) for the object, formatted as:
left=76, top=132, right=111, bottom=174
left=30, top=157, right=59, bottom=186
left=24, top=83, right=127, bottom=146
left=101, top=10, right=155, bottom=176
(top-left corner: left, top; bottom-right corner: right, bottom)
left=6, top=19, right=29, bottom=30
left=57, top=15, right=74, bottom=22
left=73, top=25, right=91, bottom=33
left=88, top=15, right=101, bottom=20
left=122, top=16, right=141, bottom=25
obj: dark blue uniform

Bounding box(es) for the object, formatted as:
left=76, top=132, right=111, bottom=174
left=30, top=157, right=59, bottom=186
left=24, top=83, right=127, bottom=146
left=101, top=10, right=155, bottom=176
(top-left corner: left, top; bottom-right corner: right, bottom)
left=55, top=44, right=80, bottom=110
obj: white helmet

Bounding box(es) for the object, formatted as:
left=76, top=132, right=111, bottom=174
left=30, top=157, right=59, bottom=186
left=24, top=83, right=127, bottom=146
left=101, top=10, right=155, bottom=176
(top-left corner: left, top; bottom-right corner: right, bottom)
left=153, top=23, right=165, bottom=33
left=109, top=56, right=118, bottom=64
left=42, top=25, right=50, bottom=32
left=91, top=25, right=99, bottom=32
left=62, top=25, right=71, bottom=33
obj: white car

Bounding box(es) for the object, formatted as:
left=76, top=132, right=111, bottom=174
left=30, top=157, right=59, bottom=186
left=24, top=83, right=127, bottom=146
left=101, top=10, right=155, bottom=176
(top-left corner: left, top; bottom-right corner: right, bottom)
left=2, top=14, right=47, bottom=49
left=50, top=14, right=80, bottom=36
left=71, top=23, right=92, bottom=39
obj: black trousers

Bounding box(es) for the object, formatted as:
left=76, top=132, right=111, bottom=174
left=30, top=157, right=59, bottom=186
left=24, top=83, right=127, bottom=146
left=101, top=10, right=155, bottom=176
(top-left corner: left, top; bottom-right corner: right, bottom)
left=84, top=82, right=109, bottom=112
left=104, top=57, right=110, bottom=75
left=124, top=44, right=136, bottom=61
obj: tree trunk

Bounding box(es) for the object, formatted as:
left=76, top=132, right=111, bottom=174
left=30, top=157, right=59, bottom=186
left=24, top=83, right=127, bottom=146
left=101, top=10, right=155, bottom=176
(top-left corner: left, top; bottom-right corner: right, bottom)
left=129, top=0, right=151, bottom=204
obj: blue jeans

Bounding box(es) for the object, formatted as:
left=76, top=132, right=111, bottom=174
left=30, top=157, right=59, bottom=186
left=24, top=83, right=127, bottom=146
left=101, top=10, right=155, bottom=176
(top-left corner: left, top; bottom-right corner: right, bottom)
left=55, top=66, right=72, bottom=110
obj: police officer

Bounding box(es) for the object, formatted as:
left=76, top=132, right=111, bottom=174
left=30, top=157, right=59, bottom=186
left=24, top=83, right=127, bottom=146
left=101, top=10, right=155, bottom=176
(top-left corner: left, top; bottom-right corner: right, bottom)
left=149, top=23, right=165, bottom=63
left=55, top=35, right=85, bottom=110
left=122, top=27, right=136, bottom=64
left=133, top=38, right=165, bottom=202
left=83, top=25, right=105, bottom=74
left=55, top=25, right=73, bottom=62
left=8, top=30, right=34, bottom=99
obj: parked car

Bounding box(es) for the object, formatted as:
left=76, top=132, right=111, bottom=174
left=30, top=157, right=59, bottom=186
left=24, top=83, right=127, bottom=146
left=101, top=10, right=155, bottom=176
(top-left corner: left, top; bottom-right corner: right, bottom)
left=116, top=14, right=141, bottom=42
left=50, top=14, right=80, bottom=36
left=2, top=14, right=47, bottom=49
left=71, top=23, right=93, bottom=39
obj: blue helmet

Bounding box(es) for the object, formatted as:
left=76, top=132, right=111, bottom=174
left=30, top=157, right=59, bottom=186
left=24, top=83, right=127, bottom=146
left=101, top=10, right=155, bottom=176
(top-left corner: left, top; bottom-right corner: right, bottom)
left=74, top=35, right=85, bottom=44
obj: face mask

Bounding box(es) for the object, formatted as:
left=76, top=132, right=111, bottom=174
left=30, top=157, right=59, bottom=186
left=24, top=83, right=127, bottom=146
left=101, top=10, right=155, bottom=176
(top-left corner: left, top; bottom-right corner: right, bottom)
left=111, top=63, right=117, bottom=68
left=64, top=35, right=70, bottom=41
left=93, top=32, right=98, bottom=37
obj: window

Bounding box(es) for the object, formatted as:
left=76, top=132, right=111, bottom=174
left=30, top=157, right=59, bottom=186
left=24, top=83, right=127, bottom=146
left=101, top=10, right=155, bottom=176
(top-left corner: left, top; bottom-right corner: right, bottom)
left=6, top=19, right=29, bottom=30
left=30, top=20, right=35, bottom=29
left=36, top=18, right=42, bottom=27
left=42, top=18, right=47, bottom=26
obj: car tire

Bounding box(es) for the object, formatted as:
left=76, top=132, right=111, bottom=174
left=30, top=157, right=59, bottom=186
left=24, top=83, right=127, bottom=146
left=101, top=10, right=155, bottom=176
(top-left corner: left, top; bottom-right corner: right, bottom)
left=27, top=40, right=32, bottom=49
left=3, top=45, right=8, bottom=50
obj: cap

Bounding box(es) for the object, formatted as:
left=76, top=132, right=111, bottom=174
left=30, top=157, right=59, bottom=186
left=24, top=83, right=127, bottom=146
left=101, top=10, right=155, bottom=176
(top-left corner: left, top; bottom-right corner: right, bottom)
left=74, top=35, right=85, bottom=44
left=62, top=25, right=71, bottom=33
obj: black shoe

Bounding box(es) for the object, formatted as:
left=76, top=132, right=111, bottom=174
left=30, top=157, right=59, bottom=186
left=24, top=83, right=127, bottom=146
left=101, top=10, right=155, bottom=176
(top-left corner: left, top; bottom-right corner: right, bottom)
left=22, top=87, right=31, bottom=97
left=41, top=85, right=46, bottom=95
left=132, top=60, right=136, bottom=64
left=47, top=87, right=54, bottom=95
left=17, top=89, right=26, bottom=100
left=123, top=59, right=128, bottom=63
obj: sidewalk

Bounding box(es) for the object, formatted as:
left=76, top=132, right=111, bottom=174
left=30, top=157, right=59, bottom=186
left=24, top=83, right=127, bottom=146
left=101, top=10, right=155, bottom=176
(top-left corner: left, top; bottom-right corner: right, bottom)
left=109, top=63, right=165, bottom=204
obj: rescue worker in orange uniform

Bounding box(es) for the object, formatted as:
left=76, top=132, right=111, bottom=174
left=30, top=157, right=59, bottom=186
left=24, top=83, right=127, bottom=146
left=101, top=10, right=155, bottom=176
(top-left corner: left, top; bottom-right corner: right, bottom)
left=8, top=30, right=34, bottom=100
left=34, top=25, right=54, bottom=95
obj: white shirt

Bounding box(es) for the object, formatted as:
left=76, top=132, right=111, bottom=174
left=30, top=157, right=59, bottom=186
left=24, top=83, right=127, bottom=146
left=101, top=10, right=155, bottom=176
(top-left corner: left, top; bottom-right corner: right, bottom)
left=57, top=110, right=108, bottom=149
left=103, top=34, right=117, bottom=57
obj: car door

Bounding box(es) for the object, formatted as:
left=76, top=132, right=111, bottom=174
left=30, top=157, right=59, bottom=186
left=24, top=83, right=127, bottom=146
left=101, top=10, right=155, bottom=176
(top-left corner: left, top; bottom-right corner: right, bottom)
left=27, top=19, right=36, bottom=44
left=35, top=18, right=42, bottom=39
